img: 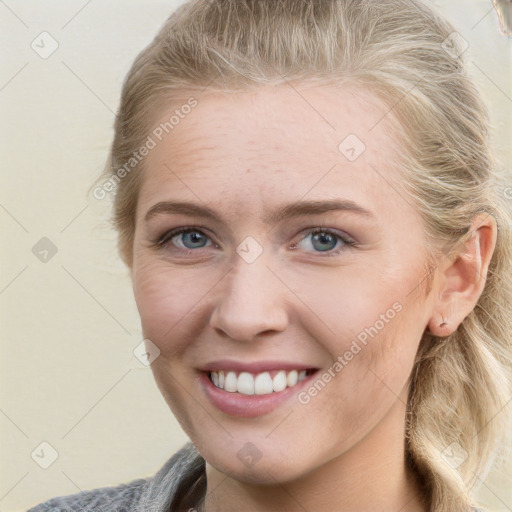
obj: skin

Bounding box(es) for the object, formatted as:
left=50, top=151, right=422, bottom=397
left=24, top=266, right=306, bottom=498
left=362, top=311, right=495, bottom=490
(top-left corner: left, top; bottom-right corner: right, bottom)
left=130, top=84, right=497, bottom=512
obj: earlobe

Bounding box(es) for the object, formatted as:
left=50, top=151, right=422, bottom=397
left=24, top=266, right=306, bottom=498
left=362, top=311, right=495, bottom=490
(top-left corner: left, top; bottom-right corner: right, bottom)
left=425, top=213, right=497, bottom=338
left=425, top=312, right=453, bottom=337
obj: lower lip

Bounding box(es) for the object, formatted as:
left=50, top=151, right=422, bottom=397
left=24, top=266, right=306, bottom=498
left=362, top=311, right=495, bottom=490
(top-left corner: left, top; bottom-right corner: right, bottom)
left=198, top=370, right=318, bottom=418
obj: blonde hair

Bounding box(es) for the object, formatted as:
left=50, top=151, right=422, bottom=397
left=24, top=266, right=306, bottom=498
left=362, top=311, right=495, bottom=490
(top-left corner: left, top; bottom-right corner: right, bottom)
left=96, top=1, right=512, bottom=510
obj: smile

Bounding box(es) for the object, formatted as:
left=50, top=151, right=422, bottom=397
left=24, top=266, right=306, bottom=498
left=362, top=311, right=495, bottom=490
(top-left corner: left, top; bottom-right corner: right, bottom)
left=208, top=369, right=317, bottom=395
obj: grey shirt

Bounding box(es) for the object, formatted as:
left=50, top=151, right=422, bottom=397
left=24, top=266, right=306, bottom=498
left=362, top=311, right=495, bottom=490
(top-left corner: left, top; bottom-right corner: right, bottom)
left=27, top=441, right=206, bottom=512
left=27, top=442, right=485, bottom=511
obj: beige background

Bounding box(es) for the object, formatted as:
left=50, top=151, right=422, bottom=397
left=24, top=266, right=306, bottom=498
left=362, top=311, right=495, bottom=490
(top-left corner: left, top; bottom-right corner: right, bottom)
left=1, top=1, right=511, bottom=510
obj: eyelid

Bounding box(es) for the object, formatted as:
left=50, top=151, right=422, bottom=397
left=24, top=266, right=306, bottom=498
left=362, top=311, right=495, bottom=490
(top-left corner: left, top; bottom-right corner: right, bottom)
left=155, top=226, right=216, bottom=247
left=291, top=227, right=357, bottom=257
left=153, top=225, right=357, bottom=255
left=299, top=227, right=356, bottom=244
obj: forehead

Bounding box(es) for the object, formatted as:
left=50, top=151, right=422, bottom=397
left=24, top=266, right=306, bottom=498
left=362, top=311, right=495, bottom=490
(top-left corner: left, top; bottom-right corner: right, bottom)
left=138, top=84, right=407, bottom=218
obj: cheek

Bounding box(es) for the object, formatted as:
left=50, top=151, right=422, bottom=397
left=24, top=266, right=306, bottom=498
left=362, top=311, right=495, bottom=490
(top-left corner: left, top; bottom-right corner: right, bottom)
left=132, top=257, right=210, bottom=357
left=349, top=308, right=423, bottom=422
left=291, top=261, right=408, bottom=348
left=303, top=309, right=420, bottom=452
left=305, top=265, right=424, bottom=400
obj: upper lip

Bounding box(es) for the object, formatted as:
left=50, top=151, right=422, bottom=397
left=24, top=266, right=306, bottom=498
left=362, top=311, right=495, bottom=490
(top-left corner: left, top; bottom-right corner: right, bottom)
left=198, top=359, right=319, bottom=374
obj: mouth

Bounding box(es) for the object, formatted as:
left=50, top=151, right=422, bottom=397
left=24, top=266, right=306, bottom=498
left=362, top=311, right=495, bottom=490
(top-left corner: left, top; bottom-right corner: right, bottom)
left=196, top=360, right=321, bottom=417
left=206, top=368, right=318, bottom=395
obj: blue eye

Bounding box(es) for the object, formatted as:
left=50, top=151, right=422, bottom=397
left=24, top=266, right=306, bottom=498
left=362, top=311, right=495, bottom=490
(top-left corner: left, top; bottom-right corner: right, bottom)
left=294, top=228, right=356, bottom=255
left=158, top=227, right=213, bottom=250
left=154, top=226, right=356, bottom=256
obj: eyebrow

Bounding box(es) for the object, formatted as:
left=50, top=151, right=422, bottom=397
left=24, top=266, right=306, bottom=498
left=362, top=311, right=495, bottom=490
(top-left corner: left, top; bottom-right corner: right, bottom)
left=144, top=198, right=375, bottom=225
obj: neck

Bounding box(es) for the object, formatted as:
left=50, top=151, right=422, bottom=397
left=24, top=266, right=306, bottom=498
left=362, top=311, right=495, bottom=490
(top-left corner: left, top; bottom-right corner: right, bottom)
left=200, top=397, right=429, bottom=512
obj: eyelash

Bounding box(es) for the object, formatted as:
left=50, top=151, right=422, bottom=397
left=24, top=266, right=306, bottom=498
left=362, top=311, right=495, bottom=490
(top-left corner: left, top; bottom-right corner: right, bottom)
left=153, top=226, right=357, bottom=257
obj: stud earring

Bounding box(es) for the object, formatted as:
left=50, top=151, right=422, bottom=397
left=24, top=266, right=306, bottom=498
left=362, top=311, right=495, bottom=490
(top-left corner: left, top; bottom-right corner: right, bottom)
left=440, top=317, right=448, bottom=328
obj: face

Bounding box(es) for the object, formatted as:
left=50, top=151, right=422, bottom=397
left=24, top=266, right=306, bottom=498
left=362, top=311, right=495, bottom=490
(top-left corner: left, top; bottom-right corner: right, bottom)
left=131, top=84, right=435, bottom=484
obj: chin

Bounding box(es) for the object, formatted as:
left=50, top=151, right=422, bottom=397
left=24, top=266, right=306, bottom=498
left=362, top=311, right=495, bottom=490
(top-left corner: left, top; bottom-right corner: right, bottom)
left=203, top=442, right=312, bottom=485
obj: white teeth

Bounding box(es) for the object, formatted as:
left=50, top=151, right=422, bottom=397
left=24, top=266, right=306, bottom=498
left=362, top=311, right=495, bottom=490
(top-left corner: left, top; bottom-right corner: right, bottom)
left=237, top=372, right=255, bottom=395
left=272, top=370, right=287, bottom=392
left=224, top=371, right=238, bottom=392
left=254, top=372, right=273, bottom=395
left=209, top=368, right=313, bottom=395
left=287, top=369, right=298, bottom=387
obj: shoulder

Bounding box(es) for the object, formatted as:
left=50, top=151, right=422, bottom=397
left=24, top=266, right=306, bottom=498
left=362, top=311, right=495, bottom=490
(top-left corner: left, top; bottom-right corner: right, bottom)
left=26, top=477, right=147, bottom=512
left=27, top=442, right=204, bottom=512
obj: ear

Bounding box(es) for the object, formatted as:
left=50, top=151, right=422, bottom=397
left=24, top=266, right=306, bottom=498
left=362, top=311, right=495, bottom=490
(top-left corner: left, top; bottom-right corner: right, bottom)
left=426, top=213, right=497, bottom=337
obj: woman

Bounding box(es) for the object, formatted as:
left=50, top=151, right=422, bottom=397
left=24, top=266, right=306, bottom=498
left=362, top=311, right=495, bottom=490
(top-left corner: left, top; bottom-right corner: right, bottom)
left=29, top=0, right=511, bottom=510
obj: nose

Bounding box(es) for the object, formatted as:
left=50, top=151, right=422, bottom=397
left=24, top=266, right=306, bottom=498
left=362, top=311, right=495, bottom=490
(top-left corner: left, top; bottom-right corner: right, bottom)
left=209, top=254, right=289, bottom=342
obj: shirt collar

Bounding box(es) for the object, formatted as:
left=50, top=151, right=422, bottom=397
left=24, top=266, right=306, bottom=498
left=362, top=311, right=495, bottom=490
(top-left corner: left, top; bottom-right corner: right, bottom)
left=136, top=441, right=206, bottom=511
